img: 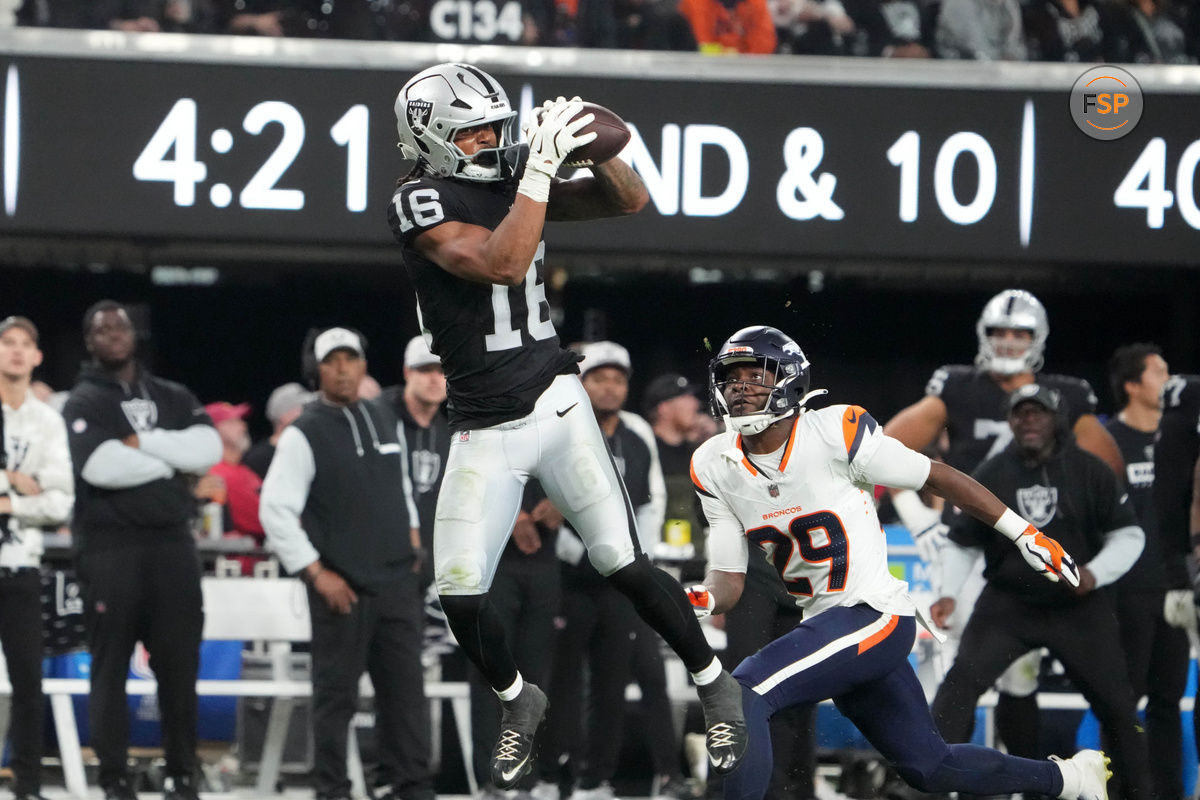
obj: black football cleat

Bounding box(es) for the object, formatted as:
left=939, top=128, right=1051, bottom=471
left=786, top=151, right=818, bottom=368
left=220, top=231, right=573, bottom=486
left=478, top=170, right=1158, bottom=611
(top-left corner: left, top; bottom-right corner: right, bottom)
left=697, top=670, right=747, bottom=774
left=491, top=683, right=549, bottom=789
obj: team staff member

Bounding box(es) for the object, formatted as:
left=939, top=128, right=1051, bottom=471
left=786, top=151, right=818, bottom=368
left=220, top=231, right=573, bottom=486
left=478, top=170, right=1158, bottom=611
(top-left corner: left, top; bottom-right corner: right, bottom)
left=390, top=62, right=745, bottom=786
left=63, top=301, right=221, bottom=800
left=260, top=327, right=432, bottom=800
left=386, top=335, right=449, bottom=591
left=0, top=316, right=74, bottom=800
left=931, top=384, right=1150, bottom=800
left=1106, top=344, right=1189, bottom=800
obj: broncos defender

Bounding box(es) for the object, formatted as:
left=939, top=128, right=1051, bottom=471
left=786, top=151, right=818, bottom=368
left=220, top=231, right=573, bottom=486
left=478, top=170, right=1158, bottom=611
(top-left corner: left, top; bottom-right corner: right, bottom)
left=684, top=325, right=1111, bottom=800
left=387, top=63, right=745, bottom=789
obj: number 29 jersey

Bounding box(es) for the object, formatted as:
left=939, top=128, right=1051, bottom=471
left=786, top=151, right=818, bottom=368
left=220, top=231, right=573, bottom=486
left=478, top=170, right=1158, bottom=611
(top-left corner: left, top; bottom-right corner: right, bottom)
left=389, top=173, right=578, bottom=432
left=691, top=404, right=927, bottom=620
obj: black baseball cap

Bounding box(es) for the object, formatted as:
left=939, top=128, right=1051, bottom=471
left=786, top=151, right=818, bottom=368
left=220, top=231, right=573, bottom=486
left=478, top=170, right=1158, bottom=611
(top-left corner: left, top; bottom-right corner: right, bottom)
left=1006, top=383, right=1061, bottom=415
left=642, top=373, right=700, bottom=415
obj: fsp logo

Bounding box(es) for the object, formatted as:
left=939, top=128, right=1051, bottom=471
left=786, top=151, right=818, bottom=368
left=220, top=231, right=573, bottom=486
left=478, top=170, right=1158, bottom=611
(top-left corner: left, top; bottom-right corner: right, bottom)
left=1070, top=65, right=1143, bottom=141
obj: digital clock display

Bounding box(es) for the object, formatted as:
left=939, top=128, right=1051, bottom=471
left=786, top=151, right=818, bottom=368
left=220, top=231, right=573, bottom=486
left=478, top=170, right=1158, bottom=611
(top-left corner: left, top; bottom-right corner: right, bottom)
left=1, top=36, right=1199, bottom=267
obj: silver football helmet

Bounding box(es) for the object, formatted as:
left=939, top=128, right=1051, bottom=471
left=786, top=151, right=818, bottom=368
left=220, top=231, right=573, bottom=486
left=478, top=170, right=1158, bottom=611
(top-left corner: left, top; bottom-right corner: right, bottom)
left=394, top=63, right=521, bottom=182
left=975, top=289, right=1048, bottom=375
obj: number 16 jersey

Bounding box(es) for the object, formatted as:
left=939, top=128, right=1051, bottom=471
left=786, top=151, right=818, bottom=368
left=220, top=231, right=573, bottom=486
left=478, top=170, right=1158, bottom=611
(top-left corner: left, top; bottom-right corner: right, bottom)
left=692, top=404, right=929, bottom=620
left=389, top=173, right=578, bottom=432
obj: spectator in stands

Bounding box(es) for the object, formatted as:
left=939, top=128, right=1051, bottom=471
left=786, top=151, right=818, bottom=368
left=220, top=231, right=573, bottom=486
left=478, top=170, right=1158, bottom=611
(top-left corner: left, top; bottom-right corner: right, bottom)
left=612, top=0, right=698, bottom=49
left=244, top=382, right=313, bottom=479
left=1102, top=0, right=1194, bottom=63
left=385, top=335, right=447, bottom=593
left=677, top=0, right=777, bottom=52
left=260, top=326, right=431, bottom=800
left=770, top=0, right=857, bottom=54
left=204, top=401, right=266, bottom=550
left=935, top=0, right=1026, bottom=58
left=92, top=0, right=217, bottom=32
left=1022, top=0, right=1105, bottom=60
left=0, top=315, right=74, bottom=800
left=63, top=300, right=221, bottom=800
left=840, top=0, right=935, bottom=55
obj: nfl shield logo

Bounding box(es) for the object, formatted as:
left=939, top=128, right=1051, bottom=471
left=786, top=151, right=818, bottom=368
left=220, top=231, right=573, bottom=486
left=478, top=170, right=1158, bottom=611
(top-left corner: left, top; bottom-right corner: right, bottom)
left=1016, top=484, right=1058, bottom=528
left=768, top=483, right=780, bottom=498
left=407, top=100, right=433, bottom=132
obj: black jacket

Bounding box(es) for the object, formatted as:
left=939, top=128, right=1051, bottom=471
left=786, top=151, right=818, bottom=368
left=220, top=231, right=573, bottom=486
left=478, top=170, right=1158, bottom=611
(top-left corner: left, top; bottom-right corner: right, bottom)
left=63, top=363, right=217, bottom=549
left=950, top=438, right=1137, bottom=605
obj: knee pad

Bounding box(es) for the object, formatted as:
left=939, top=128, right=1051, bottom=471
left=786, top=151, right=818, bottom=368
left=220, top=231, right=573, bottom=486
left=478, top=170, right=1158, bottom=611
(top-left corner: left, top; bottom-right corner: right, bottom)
left=435, top=550, right=487, bottom=594
left=995, top=650, right=1041, bottom=696
left=549, top=446, right=613, bottom=513
left=588, top=539, right=637, bottom=576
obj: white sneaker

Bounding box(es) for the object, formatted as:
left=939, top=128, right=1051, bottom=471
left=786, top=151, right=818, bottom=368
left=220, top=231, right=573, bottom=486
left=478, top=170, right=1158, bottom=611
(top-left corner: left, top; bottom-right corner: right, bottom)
left=1050, top=749, right=1111, bottom=800
left=531, top=782, right=561, bottom=800
left=568, top=783, right=617, bottom=800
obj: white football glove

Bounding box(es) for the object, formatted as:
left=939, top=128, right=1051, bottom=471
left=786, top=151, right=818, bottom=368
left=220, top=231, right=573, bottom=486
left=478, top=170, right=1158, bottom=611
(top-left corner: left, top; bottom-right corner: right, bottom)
left=1014, top=529, right=1080, bottom=587
left=516, top=99, right=596, bottom=203
left=891, top=489, right=948, bottom=565
left=1163, top=588, right=1197, bottom=631
left=686, top=584, right=715, bottom=619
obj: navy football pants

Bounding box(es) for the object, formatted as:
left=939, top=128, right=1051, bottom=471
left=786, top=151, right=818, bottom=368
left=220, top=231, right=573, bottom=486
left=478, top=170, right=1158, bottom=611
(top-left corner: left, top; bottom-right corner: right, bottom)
left=722, top=604, right=1063, bottom=800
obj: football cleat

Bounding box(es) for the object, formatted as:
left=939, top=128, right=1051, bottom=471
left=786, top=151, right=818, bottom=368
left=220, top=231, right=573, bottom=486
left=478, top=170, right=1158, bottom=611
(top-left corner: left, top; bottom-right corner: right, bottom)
left=1051, top=749, right=1111, bottom=800
left=696, top=670, right=747, bottom=774
left=491, top=683, right=549, bottom=789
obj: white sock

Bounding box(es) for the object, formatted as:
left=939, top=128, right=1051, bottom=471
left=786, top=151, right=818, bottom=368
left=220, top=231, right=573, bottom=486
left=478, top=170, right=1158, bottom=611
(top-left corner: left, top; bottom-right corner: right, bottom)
left=1054, top=756, right=1080, bottom=800
left=690, top=657, right=722, bottom=686
left=497, top=673, right=524, bottom=702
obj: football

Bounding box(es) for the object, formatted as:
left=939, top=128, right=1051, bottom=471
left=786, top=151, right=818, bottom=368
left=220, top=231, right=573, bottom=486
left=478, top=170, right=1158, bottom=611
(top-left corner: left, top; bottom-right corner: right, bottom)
left=539, top=101, right=631, bottom=168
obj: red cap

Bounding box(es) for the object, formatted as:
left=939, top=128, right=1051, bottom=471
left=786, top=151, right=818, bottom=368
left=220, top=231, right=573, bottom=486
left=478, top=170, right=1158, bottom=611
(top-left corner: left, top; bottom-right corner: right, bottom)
left=205, top=402, right=251, bottom=424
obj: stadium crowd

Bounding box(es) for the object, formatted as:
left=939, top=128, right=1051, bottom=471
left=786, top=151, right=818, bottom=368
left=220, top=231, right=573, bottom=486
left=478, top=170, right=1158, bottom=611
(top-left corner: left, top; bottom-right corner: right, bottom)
left=4, top=0, right=1198, bottom=62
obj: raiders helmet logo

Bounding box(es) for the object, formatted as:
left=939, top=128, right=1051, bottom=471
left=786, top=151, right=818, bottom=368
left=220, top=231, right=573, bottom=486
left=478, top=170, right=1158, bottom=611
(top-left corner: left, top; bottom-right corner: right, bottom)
left=1016, top=484, right=1058, bottom=528
left=407, top=100, right=433, bottom=133
left=120, top=398, right=158, bottom=432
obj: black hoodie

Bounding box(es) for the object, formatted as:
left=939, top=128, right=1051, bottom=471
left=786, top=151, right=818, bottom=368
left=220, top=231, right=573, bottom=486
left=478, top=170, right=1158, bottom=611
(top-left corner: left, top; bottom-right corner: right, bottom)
left=63, top=363, right=216, bottom=550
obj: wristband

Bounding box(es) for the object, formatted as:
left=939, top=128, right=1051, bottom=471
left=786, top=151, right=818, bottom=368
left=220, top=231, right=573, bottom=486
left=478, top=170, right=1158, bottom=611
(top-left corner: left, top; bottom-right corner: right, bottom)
left=516, top=168, right=552, bottom=203
left=994, top=508, right=1034, bottom=542
left=892, top=489, right=932, bottom=526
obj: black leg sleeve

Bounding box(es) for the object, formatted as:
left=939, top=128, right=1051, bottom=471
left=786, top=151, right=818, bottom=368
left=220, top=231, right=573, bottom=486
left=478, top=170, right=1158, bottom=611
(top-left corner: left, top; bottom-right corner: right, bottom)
left=605, top=556, right=714, bottom=674
left=440, top=592, right=519, bottom=690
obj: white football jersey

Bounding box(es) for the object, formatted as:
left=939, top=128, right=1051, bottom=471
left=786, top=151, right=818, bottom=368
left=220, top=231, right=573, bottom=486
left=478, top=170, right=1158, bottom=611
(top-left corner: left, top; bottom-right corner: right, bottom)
left=692, top=404, right=930, bottom=620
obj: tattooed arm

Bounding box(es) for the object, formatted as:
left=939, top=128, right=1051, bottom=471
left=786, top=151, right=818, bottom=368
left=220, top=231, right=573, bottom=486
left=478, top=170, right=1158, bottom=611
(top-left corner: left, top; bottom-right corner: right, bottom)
left=546, top=157, right=649, bottom=220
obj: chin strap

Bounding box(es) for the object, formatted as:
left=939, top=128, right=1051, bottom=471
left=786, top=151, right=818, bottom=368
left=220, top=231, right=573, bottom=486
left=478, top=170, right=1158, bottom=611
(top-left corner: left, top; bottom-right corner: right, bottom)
left=723, top=388, right=829, bottom=435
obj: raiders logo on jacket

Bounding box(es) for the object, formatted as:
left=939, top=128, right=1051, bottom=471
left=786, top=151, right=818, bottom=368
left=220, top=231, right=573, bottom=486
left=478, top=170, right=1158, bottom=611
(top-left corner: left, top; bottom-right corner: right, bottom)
left=388, top=172, right=579, bottom=433
left=949, top=438, right=1136, bottom=605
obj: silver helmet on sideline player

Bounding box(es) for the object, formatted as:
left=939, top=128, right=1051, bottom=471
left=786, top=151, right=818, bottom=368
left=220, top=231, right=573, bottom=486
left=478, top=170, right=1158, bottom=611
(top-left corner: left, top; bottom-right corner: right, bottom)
left=394, top=63, right=521, bottom=182
left=709, top=325, right=827, bottom=435
left=975, top=289, right=1049, bottom=376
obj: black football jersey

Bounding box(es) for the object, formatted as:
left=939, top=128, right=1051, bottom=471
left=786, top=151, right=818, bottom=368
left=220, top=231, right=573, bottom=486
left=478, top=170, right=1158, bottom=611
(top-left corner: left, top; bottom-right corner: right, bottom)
left=1105, top=418, right=1163, bottom=590
left=1153, top=373, right=1200, bottom=582
left=388, top=173, right=579, bottom=432
left=925, top=365, right=1097, bottom=475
